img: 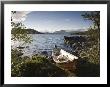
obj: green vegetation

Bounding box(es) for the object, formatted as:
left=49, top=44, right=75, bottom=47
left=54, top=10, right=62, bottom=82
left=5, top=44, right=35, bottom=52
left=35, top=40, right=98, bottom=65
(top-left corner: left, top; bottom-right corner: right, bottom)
left=64, top=29, right=100, bottom=77
left=77, top=28, right=100, bottom=77
left=11, top=28, right=43, bottom=34
left=82, top=11, right=100, bottom=29
left=11, top=11, right=100, bottom=77
left=64, top=12, right=100, bottom=76
left=11, top=11, right=32, bottom=44
left=11, top=49, right=68, bottom=77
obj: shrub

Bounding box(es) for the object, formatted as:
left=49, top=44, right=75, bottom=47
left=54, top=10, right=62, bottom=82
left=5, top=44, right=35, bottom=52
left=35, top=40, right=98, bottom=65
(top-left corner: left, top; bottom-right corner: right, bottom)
left=11, top=51, right=49, bottom=77
left=79, top=42, right=100, bottom=65
left=11, top=49, right=67, bottom=77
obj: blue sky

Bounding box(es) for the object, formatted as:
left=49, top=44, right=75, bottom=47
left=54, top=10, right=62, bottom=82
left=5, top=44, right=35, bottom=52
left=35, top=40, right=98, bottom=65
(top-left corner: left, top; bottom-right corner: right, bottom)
left=12, top=11, right=93, bottom=33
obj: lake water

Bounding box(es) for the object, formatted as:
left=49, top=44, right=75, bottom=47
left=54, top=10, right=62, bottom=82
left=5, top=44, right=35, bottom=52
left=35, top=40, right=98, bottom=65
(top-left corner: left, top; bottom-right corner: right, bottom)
left=12, top=34, right=73, bottom=57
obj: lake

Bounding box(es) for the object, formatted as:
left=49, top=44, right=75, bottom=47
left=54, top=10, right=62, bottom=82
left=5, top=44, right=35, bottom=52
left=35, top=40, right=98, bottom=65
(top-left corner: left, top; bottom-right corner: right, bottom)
left=12, top=34, right=73, bottom=57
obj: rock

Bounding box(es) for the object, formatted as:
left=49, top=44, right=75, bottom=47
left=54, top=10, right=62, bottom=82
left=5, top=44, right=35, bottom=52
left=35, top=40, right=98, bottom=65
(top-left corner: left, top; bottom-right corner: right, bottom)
left=41, top=51, right=48, bottom=55
left=17, top=46, right=25, bottom=49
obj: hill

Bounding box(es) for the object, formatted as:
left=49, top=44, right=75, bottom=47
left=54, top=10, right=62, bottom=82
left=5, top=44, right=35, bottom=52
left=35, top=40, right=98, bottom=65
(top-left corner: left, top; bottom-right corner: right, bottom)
left=53, top=30, right=70, bottom=34
left=11, top=28, right=43, bottom=34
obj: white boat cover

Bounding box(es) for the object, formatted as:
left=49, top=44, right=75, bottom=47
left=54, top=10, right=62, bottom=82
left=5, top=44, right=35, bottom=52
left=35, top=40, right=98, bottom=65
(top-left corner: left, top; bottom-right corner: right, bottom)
left=53, top=49, right=78, bottom=63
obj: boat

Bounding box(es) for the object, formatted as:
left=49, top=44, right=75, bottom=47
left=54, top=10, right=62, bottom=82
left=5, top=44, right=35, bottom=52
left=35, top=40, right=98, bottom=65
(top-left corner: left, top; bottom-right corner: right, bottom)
left=52, top=48, right=78, bottom=71
left=52, top=49, right=78, bottom=63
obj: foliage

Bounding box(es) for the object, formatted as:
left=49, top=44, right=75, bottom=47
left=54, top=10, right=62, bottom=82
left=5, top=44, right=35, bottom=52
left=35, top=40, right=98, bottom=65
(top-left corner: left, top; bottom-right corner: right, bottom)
left=11, top=28, right=32, bottom=44
left=11, top=11, right=32, bottom=44
left=75, top=28, right=100, bottom=65
left=86, top=28, right=100, bottom=42
left=82, top=11, right=100, bottom=29
left=11, top=49, right=67, bottom=77
left=73, top=12, right=100, bottom=76
left=64, top=24, right=100, bottom=76
left=79, top=41, right=100, bottom=64
left=11, top=49, right=23, bottom=76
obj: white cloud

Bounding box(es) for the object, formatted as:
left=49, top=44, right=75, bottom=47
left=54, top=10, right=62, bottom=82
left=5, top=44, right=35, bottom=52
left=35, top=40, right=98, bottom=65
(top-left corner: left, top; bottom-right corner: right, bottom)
left=11, top=11, right=31, bottom=22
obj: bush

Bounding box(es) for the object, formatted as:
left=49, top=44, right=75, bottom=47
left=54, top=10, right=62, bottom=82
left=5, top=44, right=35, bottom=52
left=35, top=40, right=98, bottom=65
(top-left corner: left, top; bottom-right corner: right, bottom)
left=11, top=51, right=49, bottom=77
left=11, top=49, right=67, bottom=77
left=79, top=28, right=100, bottom=64
left=79, top=44, right=99, bottom=64
left=64, top=28, right=100, bottom=76
left=11, top=49, right=23, bottom=76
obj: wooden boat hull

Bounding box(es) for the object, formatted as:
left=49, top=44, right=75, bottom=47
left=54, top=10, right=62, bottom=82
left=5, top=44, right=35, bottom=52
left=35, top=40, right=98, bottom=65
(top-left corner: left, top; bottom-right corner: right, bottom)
left=56, top=60, right=78, bottom=72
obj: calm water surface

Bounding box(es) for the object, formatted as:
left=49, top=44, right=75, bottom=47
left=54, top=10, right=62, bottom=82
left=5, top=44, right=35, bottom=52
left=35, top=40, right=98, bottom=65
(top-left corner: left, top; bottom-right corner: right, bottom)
left=12, top=34, right=72, bottom=57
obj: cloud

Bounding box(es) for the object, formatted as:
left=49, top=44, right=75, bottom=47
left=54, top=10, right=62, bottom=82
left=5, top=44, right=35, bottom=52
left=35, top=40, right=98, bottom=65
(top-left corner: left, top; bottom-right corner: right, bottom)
left=65, top=18, right=70, bottom=22
left=11, top=11, right=31, bottom=22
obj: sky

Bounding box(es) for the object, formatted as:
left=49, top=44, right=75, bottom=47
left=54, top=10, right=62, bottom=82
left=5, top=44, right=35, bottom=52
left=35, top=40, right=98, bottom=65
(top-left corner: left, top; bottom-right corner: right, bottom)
left=12, top=11, right=93, bottom=33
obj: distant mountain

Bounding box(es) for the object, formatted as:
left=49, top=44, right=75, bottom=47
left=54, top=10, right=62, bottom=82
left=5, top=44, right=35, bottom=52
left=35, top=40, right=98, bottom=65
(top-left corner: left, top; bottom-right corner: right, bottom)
left=53, top=29, right=87, bottom=34
left=67, top=29, right=87, bottom=32
left=53, top=30, right=70, bottom=34
left=11, top=28, right=43, bottom=34
left=25, top=29, right=43, bottom=34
